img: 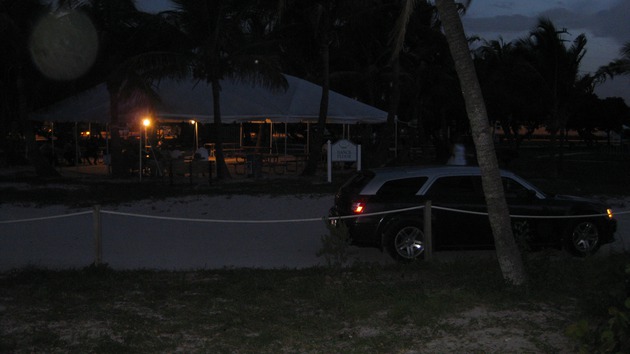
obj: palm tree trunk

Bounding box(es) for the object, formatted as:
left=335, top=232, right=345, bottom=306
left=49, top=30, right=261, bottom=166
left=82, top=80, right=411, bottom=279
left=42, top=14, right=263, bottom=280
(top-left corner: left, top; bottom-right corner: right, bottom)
left=302, top=41, right=330, bottom=176
left=212, top=78, right=231, bottom=179
left=376, top=57, right=401, bottom=165
left=435, top=0, right=527, bottom=287
left=107, top=85, right=126, bottom=178
left=17, top=69, right=59, bottom=178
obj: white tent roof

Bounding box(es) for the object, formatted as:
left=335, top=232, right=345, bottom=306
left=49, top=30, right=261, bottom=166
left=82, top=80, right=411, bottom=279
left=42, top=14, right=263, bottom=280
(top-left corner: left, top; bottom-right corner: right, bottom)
left=30, top=74, right=387, bottom=125
left=31, top=83, right=113, bottom=124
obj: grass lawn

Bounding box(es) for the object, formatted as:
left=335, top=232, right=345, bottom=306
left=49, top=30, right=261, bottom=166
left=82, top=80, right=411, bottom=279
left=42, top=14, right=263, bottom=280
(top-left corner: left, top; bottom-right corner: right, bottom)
left=1, top=254, right=628, bottom=353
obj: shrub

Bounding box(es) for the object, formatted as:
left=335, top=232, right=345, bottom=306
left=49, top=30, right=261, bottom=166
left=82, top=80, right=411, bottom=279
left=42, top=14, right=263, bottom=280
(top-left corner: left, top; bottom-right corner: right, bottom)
left=316, top=219, right=351, bottom=271
left=567, top=263, right=630, bottom=353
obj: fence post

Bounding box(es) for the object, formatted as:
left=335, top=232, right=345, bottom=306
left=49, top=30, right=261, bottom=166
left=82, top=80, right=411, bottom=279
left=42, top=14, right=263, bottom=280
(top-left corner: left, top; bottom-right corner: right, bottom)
left=327, top=140, right=332, bottom=183
left=169, top=160, right=174, bottom=186
left=189, top=161, right=193, bottom=185
left=93, top=205, right=102, bottom=266
left=424, top=200, right=432, bottom=261
left=208, top=160, right=213, bottom=184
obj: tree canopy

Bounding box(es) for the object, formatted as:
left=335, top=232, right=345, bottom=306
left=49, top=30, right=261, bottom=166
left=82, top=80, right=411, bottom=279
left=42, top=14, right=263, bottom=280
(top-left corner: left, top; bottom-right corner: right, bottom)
left=1, top=0, right=628, bottom=173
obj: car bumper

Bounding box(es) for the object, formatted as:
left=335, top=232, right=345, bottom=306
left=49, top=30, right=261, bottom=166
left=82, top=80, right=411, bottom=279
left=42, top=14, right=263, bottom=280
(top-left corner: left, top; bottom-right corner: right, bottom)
left=601, top=218, right=617, bottom=244
left=328, top=207, right=380, bottom=246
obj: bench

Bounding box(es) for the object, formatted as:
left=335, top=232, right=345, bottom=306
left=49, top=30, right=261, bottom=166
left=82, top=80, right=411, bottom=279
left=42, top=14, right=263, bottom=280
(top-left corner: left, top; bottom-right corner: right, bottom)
left=168, top=159, right=213, bottom=185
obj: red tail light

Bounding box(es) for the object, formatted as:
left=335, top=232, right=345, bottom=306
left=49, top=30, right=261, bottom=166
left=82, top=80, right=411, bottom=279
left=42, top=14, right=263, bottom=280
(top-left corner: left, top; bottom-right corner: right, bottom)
left=351, top=202, right=365, bottom=214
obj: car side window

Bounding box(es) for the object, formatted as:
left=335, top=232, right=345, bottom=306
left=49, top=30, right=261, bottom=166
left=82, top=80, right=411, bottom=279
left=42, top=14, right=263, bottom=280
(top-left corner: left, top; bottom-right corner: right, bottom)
left=425, top=176, right=483, bottom=199
left=376, top=177, right=428, bottom=200
left=502, top=177, right=532, bottom=199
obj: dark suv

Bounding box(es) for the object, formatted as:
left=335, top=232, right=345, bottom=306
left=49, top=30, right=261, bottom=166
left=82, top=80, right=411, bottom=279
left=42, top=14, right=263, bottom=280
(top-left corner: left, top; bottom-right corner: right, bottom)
left=329, top=166, right=617, bottom=262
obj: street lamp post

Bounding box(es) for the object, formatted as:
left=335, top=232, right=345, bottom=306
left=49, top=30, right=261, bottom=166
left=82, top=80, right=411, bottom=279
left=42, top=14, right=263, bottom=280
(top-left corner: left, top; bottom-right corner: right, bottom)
left=139, top=118, right=151, bottom=181
left=144, top=118, right=150, bottom=147
left=191, top=120, right=198, bottom=152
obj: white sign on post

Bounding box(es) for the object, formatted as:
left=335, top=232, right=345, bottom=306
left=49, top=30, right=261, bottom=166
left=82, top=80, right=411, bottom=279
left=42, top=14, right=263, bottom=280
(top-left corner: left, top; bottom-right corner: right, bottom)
left=327, top=139, right=361, bottom=183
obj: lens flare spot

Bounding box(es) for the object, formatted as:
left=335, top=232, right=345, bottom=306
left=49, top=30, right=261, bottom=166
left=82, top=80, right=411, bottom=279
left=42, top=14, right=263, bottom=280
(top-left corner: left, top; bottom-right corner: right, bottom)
left=29, top=10, right=98, bottom=81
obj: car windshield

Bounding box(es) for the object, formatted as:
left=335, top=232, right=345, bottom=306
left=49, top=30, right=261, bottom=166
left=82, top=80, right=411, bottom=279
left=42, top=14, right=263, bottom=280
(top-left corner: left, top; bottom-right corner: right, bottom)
left=339, top=170, right=374, bottom=196
left=510, top=173, right=548, bottom=198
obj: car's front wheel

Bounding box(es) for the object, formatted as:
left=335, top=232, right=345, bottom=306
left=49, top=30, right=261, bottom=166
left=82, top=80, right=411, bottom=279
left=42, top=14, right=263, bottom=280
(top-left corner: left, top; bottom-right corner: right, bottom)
left=385, top=222, right=425, bottom=262
left=565, top=219, right=601, bottom=256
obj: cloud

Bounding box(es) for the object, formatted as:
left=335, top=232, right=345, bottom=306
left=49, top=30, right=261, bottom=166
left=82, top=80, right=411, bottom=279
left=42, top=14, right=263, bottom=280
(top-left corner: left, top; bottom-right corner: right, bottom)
left=463, top=14, right=536, bottom=35
left=463, top=0, right=630, bottom=46
left=489, top=1, right=516, bottom=11
left=587, top=0, right=630, bottom=43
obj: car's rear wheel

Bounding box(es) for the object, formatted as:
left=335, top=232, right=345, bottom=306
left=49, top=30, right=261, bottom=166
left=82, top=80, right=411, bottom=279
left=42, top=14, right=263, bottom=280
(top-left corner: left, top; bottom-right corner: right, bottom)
left=385, top=222, right=425, bottom=262
left=565, top=219, right=601, bottom=256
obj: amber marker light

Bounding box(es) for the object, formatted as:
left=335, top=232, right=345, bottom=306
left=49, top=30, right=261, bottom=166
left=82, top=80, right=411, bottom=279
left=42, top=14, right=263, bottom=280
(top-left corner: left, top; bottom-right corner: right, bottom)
left=607, top=209, right=613, bottom=219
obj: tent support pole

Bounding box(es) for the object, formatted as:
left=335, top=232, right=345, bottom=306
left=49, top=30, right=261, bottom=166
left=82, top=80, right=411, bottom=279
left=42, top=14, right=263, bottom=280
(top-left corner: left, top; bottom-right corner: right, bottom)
left=51, top=122, right=56, bottom=168
left=105, top=123, right=110, bottom=175
left=395, top=119, right=398, bottom=158
left=139, top=129, right=142, bottom=182
left=306, top=122, right=310, bottom=154
left=269, top=122, right=273, bottom=154
left=75, top=122, right=79, bottom=169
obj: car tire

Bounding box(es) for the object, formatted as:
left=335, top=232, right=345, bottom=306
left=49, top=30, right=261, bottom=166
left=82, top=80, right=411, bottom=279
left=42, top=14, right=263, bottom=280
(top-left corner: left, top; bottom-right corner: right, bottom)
left=385, top=222, right=425, bottom=262
left=565, top=219, right=601, bottom=256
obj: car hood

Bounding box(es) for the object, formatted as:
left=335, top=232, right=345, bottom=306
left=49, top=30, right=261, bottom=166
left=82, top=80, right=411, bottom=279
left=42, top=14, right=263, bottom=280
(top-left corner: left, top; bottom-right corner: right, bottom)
left=550, top=194, right=607, bottom=206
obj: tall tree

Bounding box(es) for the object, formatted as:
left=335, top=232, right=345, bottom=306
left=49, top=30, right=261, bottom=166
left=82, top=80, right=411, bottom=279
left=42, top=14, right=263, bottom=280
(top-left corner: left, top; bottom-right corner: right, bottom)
left=516, top=18, right=588, bottom=174
left=598, top=41, right=630, bottom=81
left=474, top=37, right=551, bottom=151
left=140, top=0, right=287, bottom=179
left=395, top=0, right=464, bottom=163
left=0, top=0, right=60, bottom=176
left=388, top=0, right=526, bottom=286
left=278, top=0, right=363, bottom=176
left=57, top=0, right=287, bottom=180
left=59, top=0, right=160, bottom=177
left=434, top=0, right=527, bottom=286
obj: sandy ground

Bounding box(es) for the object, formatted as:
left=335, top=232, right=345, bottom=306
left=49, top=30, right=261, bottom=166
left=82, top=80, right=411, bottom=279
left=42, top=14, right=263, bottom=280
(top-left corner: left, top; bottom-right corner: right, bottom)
left=0, top=193, right=628, bottom=271
left=0, top=194, right=394, bottom=270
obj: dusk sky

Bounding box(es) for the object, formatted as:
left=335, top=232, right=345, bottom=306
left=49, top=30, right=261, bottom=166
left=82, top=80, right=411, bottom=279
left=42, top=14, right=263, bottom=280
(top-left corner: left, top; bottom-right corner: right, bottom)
left=461, top=0, right=630, bottom=102
left=136, top=0, right=629, bottom=103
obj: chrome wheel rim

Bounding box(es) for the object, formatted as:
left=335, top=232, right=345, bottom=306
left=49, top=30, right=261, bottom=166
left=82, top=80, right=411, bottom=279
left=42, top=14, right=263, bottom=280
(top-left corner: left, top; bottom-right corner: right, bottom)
left=394, top=226, right=425, bottom=259
left=571, top=221, right=599, bottom=253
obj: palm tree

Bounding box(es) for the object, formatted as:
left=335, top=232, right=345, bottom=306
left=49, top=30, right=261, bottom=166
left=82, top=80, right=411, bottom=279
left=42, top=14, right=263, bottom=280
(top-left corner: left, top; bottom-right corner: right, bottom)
left=57, top=0, right=165, bottom=177
left=277, top=0, right=367, bottom=176
left=516, top=18, right=588, bottom=174
left=394, top=0, right=527, bottom=286
left=475, top=37, right=551, bottom=152
left=395, top=1, right=464, bottom=163
left=598, top=41, right=630, bottom=79
left=61, top=0, right=286, bottom=179
left=142, top=0, right=288, bottom=179
left=0, top=0, right=60, bottom=177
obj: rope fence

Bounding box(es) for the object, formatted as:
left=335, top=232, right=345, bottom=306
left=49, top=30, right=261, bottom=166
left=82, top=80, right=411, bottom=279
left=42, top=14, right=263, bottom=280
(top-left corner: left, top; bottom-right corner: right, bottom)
left=1, top=203, right=627, bottom=266
left=0, top=211, right=93, bottom=224
left=2, top=204, right=627, bottom=225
